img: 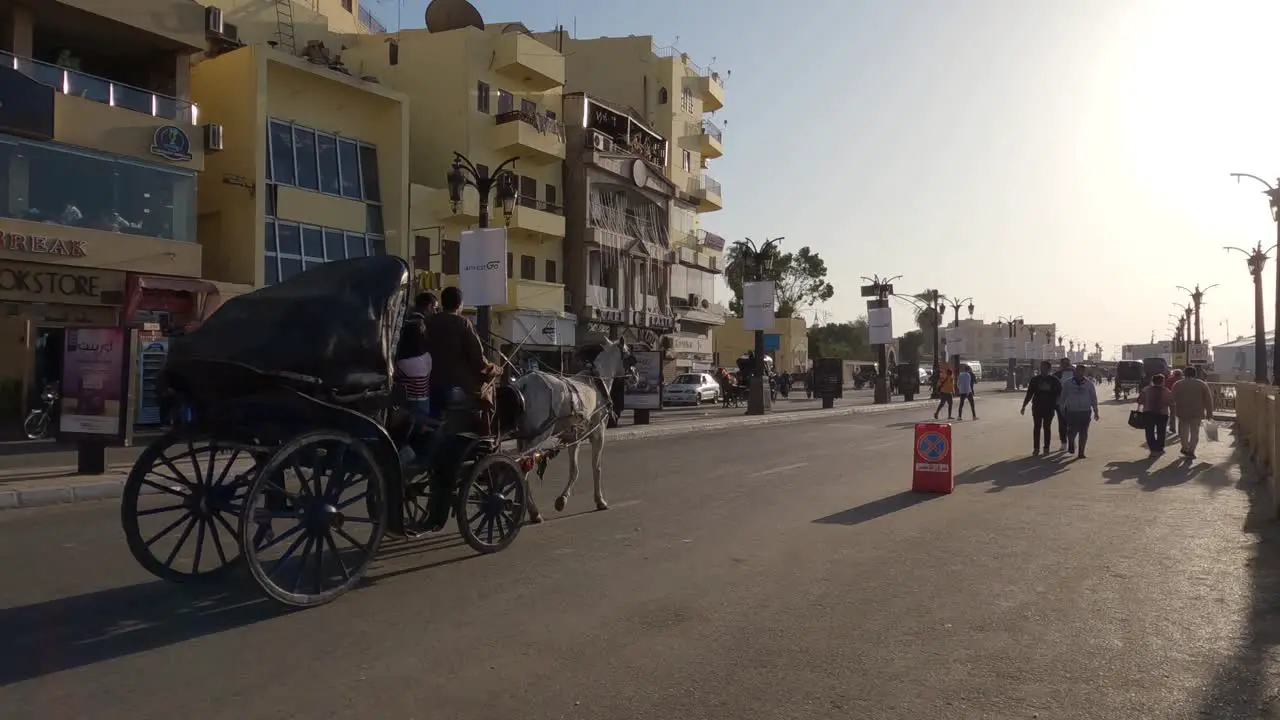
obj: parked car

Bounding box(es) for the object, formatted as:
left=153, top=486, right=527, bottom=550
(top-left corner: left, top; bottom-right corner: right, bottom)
left=662, top=373, right=721, bottom=406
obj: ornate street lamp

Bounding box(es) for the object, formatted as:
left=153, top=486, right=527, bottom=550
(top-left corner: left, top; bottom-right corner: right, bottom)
left=946, top=296, right=974, bottom=375
left=732, top=236, right=783, bottom=415
left=446, top=151, right=519, bottom=354
left=1226, top=241, right=1275, bottom=383
left=996, top=315, right=1023, bottom=390
left=1229, top=172, right=1280, bottom=385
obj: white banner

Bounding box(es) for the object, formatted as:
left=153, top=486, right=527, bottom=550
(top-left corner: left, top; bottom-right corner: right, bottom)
left=945, top=327, right=965, bottom=355
left=1189, top=342, right=1209, bottom=363
left=1004, top=337, right=1017, bottom=359
left=459, top=227, right=508, bottom=306
left=743, top=281, right=776, bottom=331
left=868, top=307, right=894, bottom=345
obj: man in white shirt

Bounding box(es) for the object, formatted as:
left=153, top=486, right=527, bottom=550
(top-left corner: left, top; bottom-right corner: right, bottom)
left=1058, top=364, right=1100, bottom=459
left=956, top=365, right=976, bottom=420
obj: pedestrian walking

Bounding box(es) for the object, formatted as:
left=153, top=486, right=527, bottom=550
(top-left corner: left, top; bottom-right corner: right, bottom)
left=1020, top=360, right=1063, bottom=455
left=1166, top=369, right=1183, bottom=435
left=1052, top=358, right=1075, bottom=451
left=933, top=367, right=955, bottom=420
left=1058, top=364, right=1100, bottom=459
left=1136, top=373, right=1172, bottom=457
left=956, top=364, right=977, bottom=420
left=1170, top=366, right=1215, bottom=459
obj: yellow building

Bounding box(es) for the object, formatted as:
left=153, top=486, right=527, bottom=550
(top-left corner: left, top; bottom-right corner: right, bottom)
left=715, top=317, right=811, bottom=374
left=532, top=31, right=729, bottom=361
left=0, top=0, right=221, bottom=421
left=341, top=21, right=574, bottom=365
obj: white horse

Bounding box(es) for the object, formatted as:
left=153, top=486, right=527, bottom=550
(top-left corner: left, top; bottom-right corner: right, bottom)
left=513, top=338, right=636, bottom=523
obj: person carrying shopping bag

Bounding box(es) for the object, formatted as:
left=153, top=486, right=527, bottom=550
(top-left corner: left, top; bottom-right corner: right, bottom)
left=1136, top=373, right=1173, bottom=457
left=1170, top=366, right=1215, bottom=459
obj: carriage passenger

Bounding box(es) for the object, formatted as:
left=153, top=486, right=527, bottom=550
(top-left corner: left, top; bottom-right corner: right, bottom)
left=395, top=292, right=436, bottom=424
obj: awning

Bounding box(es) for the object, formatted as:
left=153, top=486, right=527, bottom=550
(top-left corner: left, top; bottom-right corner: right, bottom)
left=125, top=274, right=222, bottom=327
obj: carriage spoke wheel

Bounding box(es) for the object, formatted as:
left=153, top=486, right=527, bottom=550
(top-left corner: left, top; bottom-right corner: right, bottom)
left=401, top=468, right=440, bottom=537
left=239, top=430, right=386, bottom=608
left=121, top=434, right=263, bottom=583
left=457, top=454, right=526, bottom=555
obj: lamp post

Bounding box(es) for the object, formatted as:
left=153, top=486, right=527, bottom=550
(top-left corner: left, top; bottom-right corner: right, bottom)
left=1229, top=173, right=1280, bottom=385
left=947, top=297, right=974, bottom=375
left=1226, top=242, right=1274, bottom=383
left=732, top=237, right=782, bottom=416
left=1176, top=283, right=1218, bottom=348
left=996, top=315, right=1022, bottom=391
left=447, top=152, right=519, bottom=357
left=863, top=274, right=902, bottom=405
left=896, top=290, right=944, bottom=397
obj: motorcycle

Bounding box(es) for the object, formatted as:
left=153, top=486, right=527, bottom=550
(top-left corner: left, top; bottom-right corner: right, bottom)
left=24, top=382, right=59, bottom=439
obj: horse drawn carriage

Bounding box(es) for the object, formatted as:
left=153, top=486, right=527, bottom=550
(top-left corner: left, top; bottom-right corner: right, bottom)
left=118, top=256, right=530, bottom=608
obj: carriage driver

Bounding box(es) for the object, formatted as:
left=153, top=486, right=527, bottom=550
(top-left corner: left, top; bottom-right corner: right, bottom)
left=422, top=286, right=502, bottom=424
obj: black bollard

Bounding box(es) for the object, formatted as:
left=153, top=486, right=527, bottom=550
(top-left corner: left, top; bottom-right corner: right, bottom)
left=76, top=439, right=106, bottom=475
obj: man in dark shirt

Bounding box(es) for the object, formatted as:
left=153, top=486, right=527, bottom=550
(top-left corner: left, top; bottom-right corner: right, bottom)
left=1050, top=357, right=1074, bottom=451
left=1021, top=360, right=1063, bottom=455
left=422, top=286, right=498, bottom=421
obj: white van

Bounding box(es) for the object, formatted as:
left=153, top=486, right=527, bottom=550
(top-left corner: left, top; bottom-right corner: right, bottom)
left=966, top=361, right=983, bottom=381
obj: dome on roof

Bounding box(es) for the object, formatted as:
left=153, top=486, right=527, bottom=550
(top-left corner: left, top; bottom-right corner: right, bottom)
left=425, top=0, right=483, bottom=33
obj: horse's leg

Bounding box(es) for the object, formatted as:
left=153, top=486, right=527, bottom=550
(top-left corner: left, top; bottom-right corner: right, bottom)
left=590, top=426, right=607, bottom=511
left=517, top=439, right=544, bottom=524
left=555, top=443, right=580, bottom=512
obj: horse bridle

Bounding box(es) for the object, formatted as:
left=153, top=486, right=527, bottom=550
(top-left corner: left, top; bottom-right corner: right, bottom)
left=583, top=344, right=637, bottom=421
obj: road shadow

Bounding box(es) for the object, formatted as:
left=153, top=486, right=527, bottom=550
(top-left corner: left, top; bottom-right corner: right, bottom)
left=884, top=420, right=926, bottom=431
left=1197, top=442, right=1280, bottom=717
left=0, top=534, right=471, bottom=687
left=956, top=454, right=1072, bottom=491
left=1101, top=456, right=1210, bottom=491
left=813, top=490, right=942, bottom=526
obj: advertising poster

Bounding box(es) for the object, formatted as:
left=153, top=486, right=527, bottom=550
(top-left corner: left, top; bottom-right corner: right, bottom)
left=60, top=327, right=127, bottom=436
left=459, top=227, right=509, bottom=306
left=868, top=307, right=894, bottom=345
left=626, top=349, right=662, bottom=410
left=743, top=281, right=776, bottom=331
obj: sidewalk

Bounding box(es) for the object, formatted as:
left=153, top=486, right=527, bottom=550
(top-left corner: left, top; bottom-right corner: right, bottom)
left=0, top=396, right=936, bottom=511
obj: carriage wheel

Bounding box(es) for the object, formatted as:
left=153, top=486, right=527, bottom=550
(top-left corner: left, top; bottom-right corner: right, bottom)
left=121, top=434, right=264, bottom=583
left=456, top=454, right=526, bottom=555
left=238, top=430, right=387, bottom=608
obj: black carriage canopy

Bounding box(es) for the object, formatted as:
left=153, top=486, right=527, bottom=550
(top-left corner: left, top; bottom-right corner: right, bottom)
left=166, top=256, right=411, bottom=391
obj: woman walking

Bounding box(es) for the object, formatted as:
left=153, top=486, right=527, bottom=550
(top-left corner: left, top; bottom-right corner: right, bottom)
left=1137, top=373, right=1173, bottom=457
left=933, top=367, right=956, bottom=420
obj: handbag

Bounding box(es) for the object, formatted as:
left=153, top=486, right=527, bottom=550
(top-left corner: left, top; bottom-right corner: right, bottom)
left=1204, top=421, right=1220, bottom=442
left=1128, top=409, right=1145, bottom=429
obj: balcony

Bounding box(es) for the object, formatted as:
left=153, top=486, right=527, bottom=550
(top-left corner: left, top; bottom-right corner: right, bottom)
left=690, top=72, right=726, bottom=112
left=0, top=51, right=196, bottom=124
left=688, top=173, right=723, bottom=212
left=492, top=111, right=565, bottom=164
left=510, top=200, right=566, bottom=237
left=493, top=32, right=564, bottom=92
left=687, top=119, right=722, bottom=159
left=497, top=279, right=565, bottom=313
left=586, top=284, right=618, bottom=309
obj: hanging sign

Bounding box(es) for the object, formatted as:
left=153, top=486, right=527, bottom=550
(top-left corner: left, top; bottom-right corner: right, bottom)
left=459, top=227, right=508, bottom=306
left=743, top=281, right=776, bottom=331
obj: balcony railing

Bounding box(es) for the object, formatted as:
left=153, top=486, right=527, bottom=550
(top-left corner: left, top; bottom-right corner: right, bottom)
left=358, top=6, right=387, bottom=32
left=700, top=119, right=722, bottom=142
left=690, top=173, right=721, bottom=197
left=0, top=50, right=196, bottom=125
left=587, top=284, right=617, bottom=308
left=496, top=109, right=566, bottom=141
left=517, top=196, right=564, bottom=214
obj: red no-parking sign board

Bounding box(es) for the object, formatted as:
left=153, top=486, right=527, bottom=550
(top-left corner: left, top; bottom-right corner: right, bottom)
left=912, top=422, right=954, bottom=494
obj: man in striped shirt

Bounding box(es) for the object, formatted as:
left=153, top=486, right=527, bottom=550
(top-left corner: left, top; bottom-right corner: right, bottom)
left=396, top=292, right=437, bottom=423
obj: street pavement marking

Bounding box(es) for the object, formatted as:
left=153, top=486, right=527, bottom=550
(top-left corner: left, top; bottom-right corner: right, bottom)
left=748, top=462, right=809, bottom=478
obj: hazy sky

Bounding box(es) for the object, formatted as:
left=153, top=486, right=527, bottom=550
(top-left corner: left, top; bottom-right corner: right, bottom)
left=379, top=0, right=1280, bottom=356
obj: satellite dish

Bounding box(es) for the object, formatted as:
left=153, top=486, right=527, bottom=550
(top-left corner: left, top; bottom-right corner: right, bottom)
left=424, top=0, right=483, bottom=33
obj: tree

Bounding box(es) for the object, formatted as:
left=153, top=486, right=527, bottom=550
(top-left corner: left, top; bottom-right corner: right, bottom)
left=808, top=317, right=871, bottom=361
left=899, top=330, right=925, bottom=364
left=726, top=241, right=835, bottom=317
left=912, top=291, right=946, bottom=359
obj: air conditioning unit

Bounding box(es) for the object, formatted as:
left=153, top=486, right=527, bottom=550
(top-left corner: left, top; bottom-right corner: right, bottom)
left=203, top=123, right=224, bottom=152
left=688, top=293, right=700, bottom=305
left=205, top=6, right=224, bottom=35
left=590, top=131, right=612, bottom=152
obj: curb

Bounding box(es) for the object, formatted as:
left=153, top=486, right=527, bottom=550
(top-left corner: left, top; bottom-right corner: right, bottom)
left=0, top=398, right=939, bottom=512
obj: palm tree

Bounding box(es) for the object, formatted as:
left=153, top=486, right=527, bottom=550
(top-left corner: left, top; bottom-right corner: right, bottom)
left=913, top=291, right=946, bottom=357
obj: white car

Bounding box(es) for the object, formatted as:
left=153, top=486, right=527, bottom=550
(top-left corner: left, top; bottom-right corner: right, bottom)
left=663, top=373, right=721, bottom=406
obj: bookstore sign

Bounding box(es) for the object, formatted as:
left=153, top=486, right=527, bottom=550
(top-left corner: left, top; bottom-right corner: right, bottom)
left=0, top=259, right=124, bottom=306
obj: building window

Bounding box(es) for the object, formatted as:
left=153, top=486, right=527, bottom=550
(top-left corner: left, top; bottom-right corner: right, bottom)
left=497, top=89, right=514, bottom=115
left=681, top=87, right=694, bottom=114
left=520, top=255, right=535, bottom=280
left=267, top=118, right=383, bottom=226
left=658, top=87, right=669, bottom=104
left=506, top=252, right=513, bottom=278
left=476, top=81, right=490, bottom=113
left=519, top=175, right=536, bottom=208
left=441, top=239, right=460, bottom=274
left=0, top=134, right=196, bottom=242
left=681, top=150, right=692, bottom=171
left=545, top=184, right=557, bottom=208
left=341, top=0, right=352, bottom=10
left=545, top=259, right=557, bottom=284
left=521, top=98, right=537, bottom=115
left=545, top=110, right=556, bottom=120
left=262, top=217, right=385, bottom=285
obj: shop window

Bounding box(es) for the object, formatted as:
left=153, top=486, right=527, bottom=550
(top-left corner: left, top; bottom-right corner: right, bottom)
left=442, top=239, right=460, bottom=274
left=545, top=259, right=557, bottom=284
left=263, top=218, right=386, bottom=285
left=520, top=255, right=535, bottom=280
left=5, top=134, right=196, bottom=242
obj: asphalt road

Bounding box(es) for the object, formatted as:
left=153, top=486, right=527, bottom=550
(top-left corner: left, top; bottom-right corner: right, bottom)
left=0, top=383, right=1004, bottom=474
left=1, top=389, right=1270, bottom=719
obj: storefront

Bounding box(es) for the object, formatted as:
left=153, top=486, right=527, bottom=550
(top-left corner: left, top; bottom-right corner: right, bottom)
left=669, top=333, right=713, bottom=372
left=498, top=310, right=577, bottom=372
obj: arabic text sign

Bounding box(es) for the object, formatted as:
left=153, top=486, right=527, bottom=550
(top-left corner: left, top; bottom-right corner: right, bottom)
left=59, top=327, right=126, bottom=436
left=459, top=227, right=508, bottom=306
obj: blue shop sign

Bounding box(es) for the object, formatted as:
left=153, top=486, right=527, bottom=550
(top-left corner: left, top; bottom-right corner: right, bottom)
left=763, top=333, right=781, bottom=351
